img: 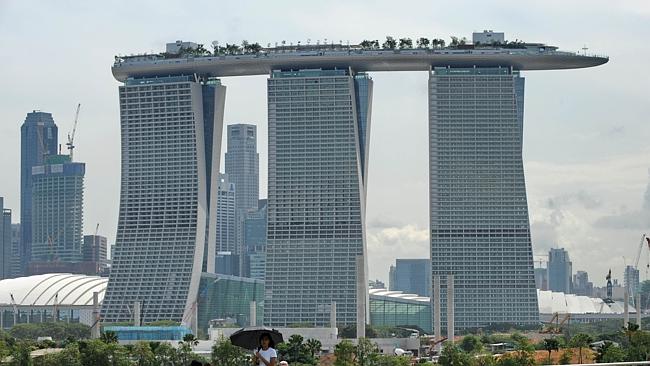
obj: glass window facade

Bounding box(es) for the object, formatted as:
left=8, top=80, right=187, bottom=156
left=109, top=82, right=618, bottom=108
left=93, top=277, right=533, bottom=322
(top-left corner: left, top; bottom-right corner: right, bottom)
left=370, top=295, right=432, bottom=333
left=197, top=273, right=264, bottom=333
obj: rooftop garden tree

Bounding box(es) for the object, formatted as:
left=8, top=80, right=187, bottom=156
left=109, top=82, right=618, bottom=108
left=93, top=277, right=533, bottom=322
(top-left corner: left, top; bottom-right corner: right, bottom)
left=382, top=36, right=397, bottom=50
left=398, top=37, right=413, bottom=49
left=416, top=37, right=430, bottom=49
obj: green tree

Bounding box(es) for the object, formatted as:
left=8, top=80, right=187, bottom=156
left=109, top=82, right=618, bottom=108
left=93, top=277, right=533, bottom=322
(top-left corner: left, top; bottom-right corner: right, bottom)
left=305, top=338, right=322, bottom=358
left=132, top=342, right=156, bottom=366
left=460, top=335, right=483, bottom=354
left=356, top=337, right=379, bottom=366
left=152, top=342, right=178, bottom=366
left=334, top=339, right=355, bottom=366
left=509, top=334, right=535, bottom=366
left=569, top=333, right=593, bottom=363
left=627, top=329, right=650, bottom=361
left=382, top=36, right=397, bottom=50
left=376, top=355, right=412, bottom=366
left=596, top=341, right=626, bottom=363
left=10, top=323, right=90, bottom=341
left=10, top=341, right=33, bottom=366
left=438, top=342, right=473, bottom=366
left=100, top=331, right=118, bottom=344
left=182, top=333, right=199, bottom=350
left=625, top=322, right=640, bottom=344
left=398, top=38, right=413, bottom=49
left=211, top=336, right=248, bottom=366
left=360, top=40, right=373, bottom=49
left=640, top=280, right=650, bottom=309
left=416, top=37, right=430, bottom=49
left=558, top=348, right=573, bottom=365
left=541, top=338, right=559, bottom=364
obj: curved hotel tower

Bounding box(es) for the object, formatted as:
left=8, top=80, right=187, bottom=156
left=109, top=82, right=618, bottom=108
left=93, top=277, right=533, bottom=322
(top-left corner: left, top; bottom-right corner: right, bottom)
left=101, top=75, right=225, bottom=325
left=104, top=34, right=606, bottom=329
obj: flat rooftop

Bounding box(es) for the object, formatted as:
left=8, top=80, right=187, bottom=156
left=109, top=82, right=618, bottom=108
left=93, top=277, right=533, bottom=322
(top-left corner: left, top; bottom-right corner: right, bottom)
left=112, top=44, right=608, bottom=81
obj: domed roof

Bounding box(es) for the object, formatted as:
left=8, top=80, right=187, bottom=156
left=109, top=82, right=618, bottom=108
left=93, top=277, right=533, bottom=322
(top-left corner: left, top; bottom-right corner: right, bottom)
left=0, top=273, right=108, bottom=307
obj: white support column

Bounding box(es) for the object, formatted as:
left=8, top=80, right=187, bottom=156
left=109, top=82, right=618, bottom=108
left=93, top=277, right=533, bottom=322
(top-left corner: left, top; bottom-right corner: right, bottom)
left=356, top=255, right=366, bottom=339
left=250, top=301, right=257, bottom=327
left=624, top=287, right=629, bottom=328
left=330, top=301, right=337, bottom=328
left=91, top=292, right=100, bottom=339
left=447, top=275, right=454, bottom=343
left=134, top=301, right=141, bottom=327
left=637, top=292, right=642, bottom=329
left=433, top=276, right=441, bottom=344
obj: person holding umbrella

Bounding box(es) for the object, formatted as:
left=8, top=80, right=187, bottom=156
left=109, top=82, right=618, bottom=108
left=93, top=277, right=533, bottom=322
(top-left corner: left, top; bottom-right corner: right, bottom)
left=253, top=332, right=278, bottom=366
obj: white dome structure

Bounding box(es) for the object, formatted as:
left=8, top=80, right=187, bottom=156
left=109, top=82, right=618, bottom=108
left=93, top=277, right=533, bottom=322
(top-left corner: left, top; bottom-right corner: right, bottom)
left=0, top=273, right=108, bottom=329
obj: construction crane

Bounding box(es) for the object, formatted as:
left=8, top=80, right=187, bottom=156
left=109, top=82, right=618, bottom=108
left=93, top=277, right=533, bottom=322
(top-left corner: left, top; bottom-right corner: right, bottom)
left=66, top=103, right=81, bottom=161
left=629, top=234, right=650, bottom=308
left=541, top=312, right=571, bottom=334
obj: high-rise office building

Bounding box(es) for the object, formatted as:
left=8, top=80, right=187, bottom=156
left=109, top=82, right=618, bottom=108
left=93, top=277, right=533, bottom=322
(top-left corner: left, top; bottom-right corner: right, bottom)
left=30, top=155, right=85, bottom=263
left=392, top=259, right=432, bottom=297
left=389, top=265, right=397, bottom=291
left=11, top=224, right=21, bottom=277
left=242, top=200, right=267, bottom=279
left=534, top=267, right=548, bottom=291
left=225, top=124, right=259, bottom=213
left=548, top=248, right=572, bottom=293
left=624, top=265, right=640, bottom=297
left=101, top=75, right=226, bottom=326
left=0, top=198, right=12, bottom=280
left=20, top=111, right=58, bottom=270
left=265, top=69, right=372, bottom=327
left=83, top=235, right=108, bottom=263
left=225, top=124, right=259, bottom=274
left=573, top=270, right=593, bottom=296
left=429, top=67, right=538, bottom=330
left=216, top=173, right=237, bottom=260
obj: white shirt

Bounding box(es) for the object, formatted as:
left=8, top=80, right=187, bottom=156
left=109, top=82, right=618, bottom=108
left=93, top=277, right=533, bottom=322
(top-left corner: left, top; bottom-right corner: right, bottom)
left=257, top=347, right=277, bottom=366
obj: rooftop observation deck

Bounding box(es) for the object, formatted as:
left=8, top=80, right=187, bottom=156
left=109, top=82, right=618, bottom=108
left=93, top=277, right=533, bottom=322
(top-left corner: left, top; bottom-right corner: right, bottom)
left=112, top=44, right=608, bottom=82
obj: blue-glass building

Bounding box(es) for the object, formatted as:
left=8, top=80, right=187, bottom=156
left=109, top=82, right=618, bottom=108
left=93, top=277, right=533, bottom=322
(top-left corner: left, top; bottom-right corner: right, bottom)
left=20, top=111, right=58, bottom=272
left=391, top=259, right=432, bottom=297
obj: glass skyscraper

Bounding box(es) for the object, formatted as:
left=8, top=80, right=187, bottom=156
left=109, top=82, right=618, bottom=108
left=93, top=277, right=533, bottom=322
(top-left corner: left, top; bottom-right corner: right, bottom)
left=0, top=198, right=12, bottom=280
left=20, top=111, right=58, bottom=272
left=30, top=155, right=85, bottom=263
left=101, top=75, right=226, bottom=327
left=225, top=124, right=259, bottom=274
left=265, top=69, right=372, bottom=327
left=429, top=67, right=538, bottom=330
left=392, top=259, right=432, bottom=297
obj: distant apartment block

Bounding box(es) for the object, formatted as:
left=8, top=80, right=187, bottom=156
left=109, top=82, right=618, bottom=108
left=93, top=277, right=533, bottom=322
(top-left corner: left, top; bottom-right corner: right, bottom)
left=534, top=267, right=548, bottom=291
left=83, top=235, right=108, bottom=263
left=548, top=248, right=572, bottom=293
left=216, top=173, right=237, bottom=259
left=30, top=155, right=85, bottom=263
left=625, top=265, right=640, bottom=297
left=573, top=270, right=593, bottom=297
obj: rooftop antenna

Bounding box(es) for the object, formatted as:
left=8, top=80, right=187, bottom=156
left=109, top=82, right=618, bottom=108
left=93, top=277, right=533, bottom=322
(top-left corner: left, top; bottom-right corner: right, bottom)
left=66, top=103, right=81, bottom=161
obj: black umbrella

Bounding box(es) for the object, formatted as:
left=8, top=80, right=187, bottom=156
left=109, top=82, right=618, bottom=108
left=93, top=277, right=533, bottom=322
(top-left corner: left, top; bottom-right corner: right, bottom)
left=229, top=326, right=284, bottom=350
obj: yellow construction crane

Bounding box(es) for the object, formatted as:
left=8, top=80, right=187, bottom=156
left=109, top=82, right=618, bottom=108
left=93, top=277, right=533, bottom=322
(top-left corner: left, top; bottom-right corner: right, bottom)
left=66, top=103, right=81, bottom=161
left=541, top=312, right=571, bottom=334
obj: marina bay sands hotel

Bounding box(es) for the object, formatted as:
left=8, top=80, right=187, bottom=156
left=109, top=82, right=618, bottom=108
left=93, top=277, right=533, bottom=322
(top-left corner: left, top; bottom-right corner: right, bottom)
left=101, top=31, right=607, bottom=331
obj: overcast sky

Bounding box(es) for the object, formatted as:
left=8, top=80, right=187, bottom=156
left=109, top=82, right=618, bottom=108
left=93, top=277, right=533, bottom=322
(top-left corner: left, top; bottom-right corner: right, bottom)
left=1, top=0, right=649, bottom=287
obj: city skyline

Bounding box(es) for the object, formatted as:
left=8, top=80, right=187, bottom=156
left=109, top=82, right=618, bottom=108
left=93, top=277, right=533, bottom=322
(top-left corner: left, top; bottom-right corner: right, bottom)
left=0, top=0, right=649, bottom=287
